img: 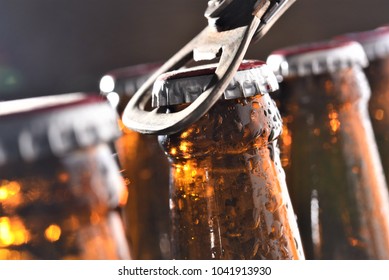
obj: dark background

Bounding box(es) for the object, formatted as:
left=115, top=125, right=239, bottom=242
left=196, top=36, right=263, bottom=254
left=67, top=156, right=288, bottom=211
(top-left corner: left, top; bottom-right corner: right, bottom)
left=0, top=0, right=388, bottom=100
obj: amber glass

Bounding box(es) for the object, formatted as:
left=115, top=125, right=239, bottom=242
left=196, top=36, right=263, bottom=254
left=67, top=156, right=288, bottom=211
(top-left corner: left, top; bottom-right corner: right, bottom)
left=365, top=57, right=389, bottom=185
left=116, top=120, right=170, bottom=259
left=159, top=94, right=304, bottom=260
left=105, top=65, right=170, bottom=259
left=278, top=66, right=389, bottom=259
left=0, top=144, right=130, bottom=259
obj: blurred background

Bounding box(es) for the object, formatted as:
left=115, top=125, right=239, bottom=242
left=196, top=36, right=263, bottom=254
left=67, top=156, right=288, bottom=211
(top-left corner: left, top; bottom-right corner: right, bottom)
left=0, top=0, right=388, bottom=101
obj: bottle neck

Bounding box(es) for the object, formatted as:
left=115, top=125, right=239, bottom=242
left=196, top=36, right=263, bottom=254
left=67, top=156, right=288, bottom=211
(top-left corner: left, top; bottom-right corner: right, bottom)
left=365, top=57, right=389, bottom=96
left=159, top=94, right=282, bottom=161
left=277, top=63, right=389, bottom=259
left=2, top=144, right=126, bottom=210
left=278, top=66, right=370, bottom=113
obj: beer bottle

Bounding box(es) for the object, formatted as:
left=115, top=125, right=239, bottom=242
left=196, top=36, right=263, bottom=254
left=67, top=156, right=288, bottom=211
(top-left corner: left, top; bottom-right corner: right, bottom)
left=154, top=60, right=304, bottom=260
left=335, top=27, right=389, bottom=186
left=100, top=63, right=171, bottom=260
left=0, top=93, right=130, bottom=259
left=267, top=40, right=389, bottom=259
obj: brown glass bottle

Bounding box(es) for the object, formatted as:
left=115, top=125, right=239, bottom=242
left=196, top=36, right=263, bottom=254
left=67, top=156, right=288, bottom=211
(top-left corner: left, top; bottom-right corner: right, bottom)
left=267, top=40, right=389, bottom=259
left=0, top=93, right=130, bottom=259
left=154, top=60, right=304, bottom=260
left=100, top=63, right=171, bottom=260
left=335, top=27, right=389, bottom=187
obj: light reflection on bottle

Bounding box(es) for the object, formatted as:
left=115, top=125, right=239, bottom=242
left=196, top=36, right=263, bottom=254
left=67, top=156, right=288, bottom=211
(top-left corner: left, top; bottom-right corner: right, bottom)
left=310, top=190, right=321, bottom=258
left=0, top=180, right=21, bottom=201
left=44, top=224, right=62, bottom=243
left=0, top=217, right=30, bottom=247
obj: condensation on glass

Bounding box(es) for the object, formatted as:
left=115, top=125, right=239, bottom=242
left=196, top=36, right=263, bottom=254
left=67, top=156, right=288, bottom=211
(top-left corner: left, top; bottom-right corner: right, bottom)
left=0, top=93, right=130, bottom=260
left=153, top=60, right=305, bottom=260
left=267, top=40, right=389, bottom=259
left=100, top=63, right=171, bottom=260
left=335, top=26, right=389, bottom=187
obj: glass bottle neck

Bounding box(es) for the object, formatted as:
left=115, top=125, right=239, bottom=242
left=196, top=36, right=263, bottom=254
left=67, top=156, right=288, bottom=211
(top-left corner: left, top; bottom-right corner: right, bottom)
left=159, top=94, right=282, bottom=161
left=279, top=66, right=370, bottom=111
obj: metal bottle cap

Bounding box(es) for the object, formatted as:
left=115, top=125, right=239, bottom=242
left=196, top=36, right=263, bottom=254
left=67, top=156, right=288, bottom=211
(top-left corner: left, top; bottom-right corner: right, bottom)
left=99, top=63, right=161, bottom=110
left=0, top=93, right=120, bottom=165
left=266, top=40, right=369, bottom=80
left=152, top=60, right=279, bottom=107
left=334, top=26, right=389, bottom=61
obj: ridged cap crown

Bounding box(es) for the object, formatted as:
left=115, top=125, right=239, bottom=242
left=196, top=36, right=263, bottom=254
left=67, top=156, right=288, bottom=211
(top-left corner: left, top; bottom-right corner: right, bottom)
left=152, top=60, right=279, bottom=107
left=334, top=26, right=389, bottom=61
left=99, top=63, right=161, bottom=111
left=0, top=93, right=120, bottom=165
left=100, top=63, right=160, bottom=96
left=266, top=40, right=368, bottom=80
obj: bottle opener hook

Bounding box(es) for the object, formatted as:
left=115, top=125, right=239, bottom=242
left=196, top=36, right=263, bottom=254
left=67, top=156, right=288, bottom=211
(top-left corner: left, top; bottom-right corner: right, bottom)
left=122, top=0, right=296, bottom=135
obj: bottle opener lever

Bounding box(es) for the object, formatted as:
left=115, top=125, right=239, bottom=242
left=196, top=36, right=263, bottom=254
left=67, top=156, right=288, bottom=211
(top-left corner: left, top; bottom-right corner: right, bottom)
left=122, top=0, right=296, bottom=135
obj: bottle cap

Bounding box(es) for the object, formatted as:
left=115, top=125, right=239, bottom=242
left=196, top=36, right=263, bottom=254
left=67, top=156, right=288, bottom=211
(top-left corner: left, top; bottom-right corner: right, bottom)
left=334, top=26, right=389, bottom=61
left=152, top=60, right=279, bottom=107
left=99, top=63, right=161, bottom=110
left=266, top=40, right=368, bottom=80
left=0, top=93, right=120, bottom=165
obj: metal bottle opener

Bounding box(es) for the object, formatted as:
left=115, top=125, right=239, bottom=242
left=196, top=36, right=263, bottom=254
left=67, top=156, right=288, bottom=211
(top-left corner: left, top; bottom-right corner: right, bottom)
left=122, top=0, right=296, bottom=135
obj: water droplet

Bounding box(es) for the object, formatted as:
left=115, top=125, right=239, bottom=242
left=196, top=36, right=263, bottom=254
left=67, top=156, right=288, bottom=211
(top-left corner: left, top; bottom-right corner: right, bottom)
left=227, top=232, right=242, bottom=238
left=294, top=238, right=299, bottom=249
left=352, top=166, right=360, bottom=174
left=280, top=245, right=290, bottom=259
left=247, top=158, right=254, bottom=171
left=217, top=115, right=223, bottom=125
left=252, top=102, right=260, bottom=109
left=250, top=110, right=259, bottom=121
left=253, top=208, right=261, bottom=228
left=268, top=129, right=275, bottom=141
left=235, top=120, right=243, bottom=131
left=255, top=188, right=261, bottom=198
left=211, top=247, right=218, bottom=259
left=269, top=221, right=283, bottom=240
left=217, top=176, right=225, bottom=186
left=260, top=242, right=270, bottom=256
left=252, top=239, right=260, bottom=257
left=276, top=111, right=282, bottom=121
left=375, top=109, right=385, bottom=121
